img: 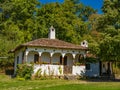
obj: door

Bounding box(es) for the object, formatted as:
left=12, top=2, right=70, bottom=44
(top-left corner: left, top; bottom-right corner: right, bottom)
left=63, top=56, right=72, bottom=74
left=101, top=62, right=111, bottom=76
left=34, top=54, right=39, bottom=63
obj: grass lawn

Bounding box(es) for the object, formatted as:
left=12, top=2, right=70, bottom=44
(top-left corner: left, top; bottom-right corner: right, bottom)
left=0, top=74, right=120, bottom=90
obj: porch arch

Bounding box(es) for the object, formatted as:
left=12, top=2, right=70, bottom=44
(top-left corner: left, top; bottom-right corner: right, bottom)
left=75, top=54, right=85, bottom=65
left=41, top=52, right=51, bottom=64
left=52, top=53, right=62, bottom=65
left=27, top=51, right=39, bottom=63
left=64, top=53, right=73, bottom=66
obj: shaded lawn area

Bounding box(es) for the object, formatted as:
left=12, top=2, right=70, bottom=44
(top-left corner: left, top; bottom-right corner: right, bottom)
left=0, top=75, right=120, bottom=90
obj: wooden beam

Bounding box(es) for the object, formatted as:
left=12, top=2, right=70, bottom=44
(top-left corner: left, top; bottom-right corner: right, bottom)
left=39, top=56, right=41, bottom=65
left=62, top=57, right=64, bottom=65
left=50, top=56, right=52, bottom=64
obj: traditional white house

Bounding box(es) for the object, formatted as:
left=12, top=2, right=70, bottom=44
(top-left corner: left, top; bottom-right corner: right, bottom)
left=10, top=26, right=88, bottom=76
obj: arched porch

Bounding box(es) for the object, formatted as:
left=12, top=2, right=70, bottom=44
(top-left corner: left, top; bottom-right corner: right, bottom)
left=24, top=50, right=86, bottom=76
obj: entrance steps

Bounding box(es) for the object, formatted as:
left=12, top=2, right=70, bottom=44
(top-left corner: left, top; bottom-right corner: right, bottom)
left=64, top=74, right=78, bottom=80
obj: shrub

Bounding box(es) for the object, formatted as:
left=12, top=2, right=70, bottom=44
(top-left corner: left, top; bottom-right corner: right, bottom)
left=16, top=64, right=33, bottom=80
left=58, top=66, right=62, bottom=75
left=35, top=68, right=42, bottom=78
left=43, top=69, right=47, bottom=77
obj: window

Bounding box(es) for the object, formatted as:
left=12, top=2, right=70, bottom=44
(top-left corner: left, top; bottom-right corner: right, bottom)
left=86, top=63, right=90, bottom=70
left=17, top=56, right=19, bottom=64
left=52, top=29, right=54, bottom=31
left=34, top=54, right=39, bottom=63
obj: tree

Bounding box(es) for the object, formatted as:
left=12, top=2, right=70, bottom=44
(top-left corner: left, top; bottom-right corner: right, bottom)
left=35, top=0, right=96, bottom=44
left=0, top=0, right=40, bottom=42
left=97, top=0, right=120, bottom=36
left=0, top=0, right=96, bottom=72
left=97, top=0, right=120, bottom=62
left=0, top=0, right=40, bottom=72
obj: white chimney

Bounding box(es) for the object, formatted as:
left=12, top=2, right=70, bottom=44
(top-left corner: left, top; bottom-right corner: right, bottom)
left=81, top=40, right=88, bottom=47
left=49, top=26, right=55, bottom=39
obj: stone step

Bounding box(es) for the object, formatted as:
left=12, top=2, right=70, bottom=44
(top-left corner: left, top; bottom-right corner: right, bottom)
left=64, top=74, right=77, bottom=80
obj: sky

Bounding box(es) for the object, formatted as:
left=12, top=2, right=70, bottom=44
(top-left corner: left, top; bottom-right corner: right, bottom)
left=39, top=0, right=103, bottom=14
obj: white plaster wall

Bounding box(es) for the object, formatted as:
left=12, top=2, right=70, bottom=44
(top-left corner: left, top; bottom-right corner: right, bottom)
left=14, top=50, right=24, bottom=74
left=15, top=50, right=23, bottom=64
left=72, top=65, right=85, bottom=75
left=34, top=64, right=63, bottom=75
left=27, top=47, right=85, bottom=57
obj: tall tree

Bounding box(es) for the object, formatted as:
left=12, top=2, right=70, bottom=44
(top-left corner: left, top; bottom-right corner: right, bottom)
left=97, top=0, right=120, bottom=62
left=0, top=0, right=40, bottom=43
left=35, top=0, right=96, bottom=44
left=0, top=0, right=97, bottom=71
left=0, top=0, right=40, bottom=71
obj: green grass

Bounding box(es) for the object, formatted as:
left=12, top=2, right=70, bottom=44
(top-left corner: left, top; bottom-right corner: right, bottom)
left=0, top=74, right=120, bottom=90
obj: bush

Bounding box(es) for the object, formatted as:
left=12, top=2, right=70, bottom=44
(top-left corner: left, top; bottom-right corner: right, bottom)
left=0, top=59, right=14, bottom=73
left=35, top=68, right=42, bottom=78
left=16, top=64, right=33, bottom=80
left=58, top=66, right=62, bottom=75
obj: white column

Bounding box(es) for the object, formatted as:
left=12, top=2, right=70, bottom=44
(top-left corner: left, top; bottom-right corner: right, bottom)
left=72, top=53, right=76, bottom=65
left=61, top=53, right=65, bottom=65
left=38, top=52, right=42, bottom=65
left=25, top=51, right=29, bottom=63
left=50, top=52, right=54, bottom=64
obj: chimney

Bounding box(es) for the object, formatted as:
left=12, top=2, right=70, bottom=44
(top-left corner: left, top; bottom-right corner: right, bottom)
left=48, top=26, right=55, bottom=39
left=81, top=40, right=88, bottom=47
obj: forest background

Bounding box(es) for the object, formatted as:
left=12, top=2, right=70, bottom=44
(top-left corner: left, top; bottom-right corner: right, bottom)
left=0, top=0, right=120, bottom=73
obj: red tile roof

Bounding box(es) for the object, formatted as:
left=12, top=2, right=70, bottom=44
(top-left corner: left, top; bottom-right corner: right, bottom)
left=10, top=38, right=87, bottom=52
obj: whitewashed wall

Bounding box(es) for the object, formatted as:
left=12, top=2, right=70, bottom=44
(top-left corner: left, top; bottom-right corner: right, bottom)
left=34, top=64, right=63, bottom=75
left=72, top=65, right=85, bottom=75
left=14, top=50, right=23, bottom=66
left=14, top=50, right=24, bottom=74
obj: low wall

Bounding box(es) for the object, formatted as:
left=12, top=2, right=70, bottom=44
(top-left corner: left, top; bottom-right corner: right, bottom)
left=34, top=64, right=85, bottom=76
left=72, top=65, right=85, bottom=76
left=34, top=64, right=63, bottom=76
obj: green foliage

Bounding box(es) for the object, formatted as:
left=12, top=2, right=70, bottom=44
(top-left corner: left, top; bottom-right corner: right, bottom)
left=3, top=0, right=120, bottom=65
left=58, top=66, right=62, bottom=75
left=96, top=0, right=120, bottom=62
left=35, top=68, right=42, bottom=78
left=35, top=0, right=96, bottom=43
left=1, top=75, right=120, bottom=90
left=85, top=57, right=98, bottom=63
left=43, top=69, right=47, bottom=77
left=99, top=34, right=120, bottom=61
left=16, top=64, right=33, bottom=80
left=0, top=0, right=98, bottom=70
left=0, top=58, right=13, bottom=72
